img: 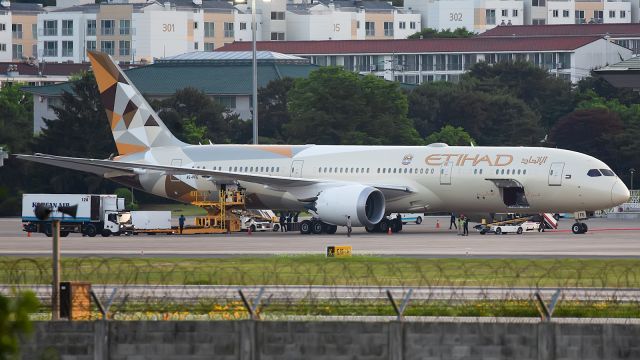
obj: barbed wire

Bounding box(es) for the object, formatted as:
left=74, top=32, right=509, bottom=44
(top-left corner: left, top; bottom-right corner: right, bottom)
left=1, top=257, right=639, bottom=320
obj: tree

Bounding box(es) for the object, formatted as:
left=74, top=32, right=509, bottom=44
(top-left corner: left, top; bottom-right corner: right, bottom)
left=408, top=82, right=544, bottom=146
left=407, top=27, right=475, bottom=39
left=425, top=125, right=475, bottom=146
left=258, top=77, right=294, bottom=144
left=550, top=109, right=625, bottom=171
left=463, top=61, right=574, bottom=130
left=0, top=292, right=40, bottom=360
left=575, top=73, right=640, bottom=106
left=287, top=67, right=422, bottom=145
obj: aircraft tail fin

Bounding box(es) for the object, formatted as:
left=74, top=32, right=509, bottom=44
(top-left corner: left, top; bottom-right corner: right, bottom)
left=87, top=50, right=184, bottom=155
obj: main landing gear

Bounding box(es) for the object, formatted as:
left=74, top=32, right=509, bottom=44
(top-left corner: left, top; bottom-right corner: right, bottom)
left=299, top=220, right=338, bottom=235
left=571, top=222, right=588, bottom=234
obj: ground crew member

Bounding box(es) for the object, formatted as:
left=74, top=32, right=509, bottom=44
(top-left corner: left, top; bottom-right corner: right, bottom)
left=463, top=216, right=469, bottom=236
left=396, top=213, right=402, bottom=232
left=457, top=215, right=463, bottom=236
left=450, top=212, right=457, bottom=230
left=346, top=216, right=352, bottom=237
left=279, top=213, right=286, bottom=232
left=178, top=214, right=186, bottom=234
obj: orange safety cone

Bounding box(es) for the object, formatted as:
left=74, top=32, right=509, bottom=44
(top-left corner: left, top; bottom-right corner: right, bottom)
left=27, top=232, right=31, bottom=237
left=387, top=227, right=392, bottom=235
left=436, top=220, right=440, bottom=229
left=248, top=227, right=252, bottom=236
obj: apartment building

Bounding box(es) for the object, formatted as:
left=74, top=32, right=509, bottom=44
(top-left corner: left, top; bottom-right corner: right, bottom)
left=174, top=0, right=236, bottom=52
left=220, top=36, right=631, bottom=83
left=0, top=1, right=44, bottom=62
left=286, top=0, right=420, bottom=41
left=527, top=0, right=632, bottom=25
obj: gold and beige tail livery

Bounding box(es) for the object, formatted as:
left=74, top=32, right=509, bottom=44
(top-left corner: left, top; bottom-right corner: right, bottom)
left=87, top=51, right=183, bottom=155
left=16, top=51, right=630, bottom=232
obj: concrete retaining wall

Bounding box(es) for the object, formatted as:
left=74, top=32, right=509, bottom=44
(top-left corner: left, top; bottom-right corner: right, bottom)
left=19, top=320, right=640, bottom=360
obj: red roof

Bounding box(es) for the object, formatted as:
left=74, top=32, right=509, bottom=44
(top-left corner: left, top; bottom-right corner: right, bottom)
left=479, top=23, right=640, bottom=38
left=219, top=36, right=603, bottom=54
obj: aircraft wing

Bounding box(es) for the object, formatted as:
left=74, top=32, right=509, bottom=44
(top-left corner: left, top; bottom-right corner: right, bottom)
left=16, top=153, right=413, bottom=198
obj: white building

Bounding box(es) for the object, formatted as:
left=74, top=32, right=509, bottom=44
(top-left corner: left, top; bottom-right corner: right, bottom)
left=405, top=0, right=475, bottom=32
left=546, top=0, right=575, bottom=25
left=0, top=0, right=12, bottom=61
left=220, top=35, right=632, bottom=84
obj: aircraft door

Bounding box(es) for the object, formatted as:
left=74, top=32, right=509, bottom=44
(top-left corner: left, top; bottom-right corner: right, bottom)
left=170, top=159, right=182, bottom=182
left=290, top=160, right=304, bottom=177
left=440, top=161, right=453, bottom=185
left=548, top=162, right=565, bottom=186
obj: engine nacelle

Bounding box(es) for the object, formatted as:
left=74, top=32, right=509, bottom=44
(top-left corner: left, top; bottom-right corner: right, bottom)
left=313, top=185, right=385, bottom=227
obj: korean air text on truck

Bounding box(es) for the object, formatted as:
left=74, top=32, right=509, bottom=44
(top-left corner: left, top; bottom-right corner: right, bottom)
left=22, top=194, right=129, bottom=237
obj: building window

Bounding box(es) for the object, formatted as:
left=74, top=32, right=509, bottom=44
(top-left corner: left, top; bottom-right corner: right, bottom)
left=204, top=22, right=214, bottom=37
left=12, top=24, right=22, bottom=39
left=101, top=20, right=115, bottom=35
left=575, top=10, right=585, bottom=23
left=87, top=20, right=96, bottom=36
left=86, top=40, right=96, bottom=51
left=62, top=20, right=73, bottom=36
left=193, top=22, right=198, bottom=29
left=214, top=96, right=236, bottom=108
left=32, top=44, right=37, bottom=56
left=204, top=42, right=215, bottom=51
left=621, top=10, right=626, bottom=18
left=594, top=10, right=603, bottom=23
left=43, top=20, right=57, bottom=36
left=120, top=19, right=131, bottom=35
left=563, top=10, right=569, bottom=18
left=0, top=23, right=5, bottom=31
left=194, top=41, right=198, bottom=50
left=410, top=21, right=416, bottom=29
left=100, top=40, right=114, bottom=55
left=356, top=21, right=360, bottom=29
left=532, top=0, right=545, bottom=6
left=609, top=10, right=615, bottom=18
left=270, top=11, right=284, bottom=20
left=32, top=24, right=37, bottom=39
left=270, top=32, right=284, bottom=40
left=43, top=41, right=57, bottom=56
left=12, top=44, right=22, bottom=58
left=399, top=21, right=405, bottom=29
left=61, top=41, right=73, bottom=57
left=501, top=9, right=507, bottom=17
left=512, top=9, right=518, bottom=17
left=533, top=18, right=545, bottom=25
left=224, top=22, right=234, bottom=37
left=486, top=9, right=496, bottom=25
left=119, top=40, right=130, bottom=56
left=0, top=43, right=6, bottom=52
left=240, top=22, right=246, bottom=30
left=383, top=22, right=393, bottom=36
left=365, top=21, right=375, bottom=36
left=552, top=10, right=559, bottom=17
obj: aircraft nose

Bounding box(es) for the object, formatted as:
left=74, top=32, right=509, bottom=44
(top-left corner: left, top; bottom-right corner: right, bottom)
left=611, top=180, right=630, bottom=206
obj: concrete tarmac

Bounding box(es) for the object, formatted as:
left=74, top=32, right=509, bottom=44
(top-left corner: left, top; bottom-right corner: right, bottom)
left=1, top=216, right=639, bottom=258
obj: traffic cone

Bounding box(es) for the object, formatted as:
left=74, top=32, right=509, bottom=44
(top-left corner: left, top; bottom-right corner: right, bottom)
left=387, top=227, right=392, bottom=235
left=248, top=227, right=252, bottom=235
left=27, top=232, right=31, bottom=237
left=436, top=220, right=440, bottom=229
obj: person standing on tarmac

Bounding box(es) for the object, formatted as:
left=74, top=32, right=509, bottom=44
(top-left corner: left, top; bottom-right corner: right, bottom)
left=450, top=212, right=457, bottom=230
left=346, top=215, right=352, bottom=237
left=178, top=214, right=186, bottom=234
left=463, top=215, right=469, bottom=236
left=279, top=213, right=286, bottom=232
left=457, top=215, right=463, bottom=236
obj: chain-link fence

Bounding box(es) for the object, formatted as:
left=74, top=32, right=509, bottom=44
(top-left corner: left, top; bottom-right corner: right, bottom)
left=2, top=257, right=640, bottom=320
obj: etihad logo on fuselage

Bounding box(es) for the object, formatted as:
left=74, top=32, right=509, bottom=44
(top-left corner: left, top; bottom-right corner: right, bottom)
left=425, top=154, right=514, bottom=167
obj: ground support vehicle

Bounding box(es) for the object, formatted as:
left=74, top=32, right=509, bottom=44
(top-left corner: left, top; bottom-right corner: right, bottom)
left=392, top=213, right=424, bottom=225
left=22, top=194, right=127, bottom=237
left=477, top=221, right=541, bottom=235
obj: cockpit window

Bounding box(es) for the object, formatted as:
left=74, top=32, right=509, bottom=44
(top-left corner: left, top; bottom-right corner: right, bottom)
left=587, top=169, right=602, bottom=177
left=600, top=169, right=616, bottom=177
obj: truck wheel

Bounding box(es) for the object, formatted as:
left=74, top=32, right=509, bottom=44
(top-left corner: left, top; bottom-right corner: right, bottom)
left=60, top=231, right=70, bottom=237
left=416, top=217, right=423, bottom=225
left=300, top=220, right=312, bottom=234
left=272, top=224, right=280, bottom=232
left=517, top=227, right=523, bottom=235
left=101, top=230, right=111, bottom=237
left=84, top=224, right=97, bottom=237
left=495, top=227, right=502, bottom=235
left=249, top=225, right=256, bottom=233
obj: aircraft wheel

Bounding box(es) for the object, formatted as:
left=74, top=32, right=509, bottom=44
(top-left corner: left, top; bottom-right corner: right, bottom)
left=365, top=225, right=376, bottom=233
left=581, top=223, right=588, bottom=233
left=495, top=227, right=502, bottom=235
left=311, top=221, right=324, bottom=234
left=300, top=220, right=311, bottom=234
left=517, top=227, right=523, bottom=235
left=325, top=225, right=337, bottom=234
left=378, top=219, right=389, bottom=233
left=571, top=223, right=583, bottom=234
left=416, top=217, right=423, bottom=225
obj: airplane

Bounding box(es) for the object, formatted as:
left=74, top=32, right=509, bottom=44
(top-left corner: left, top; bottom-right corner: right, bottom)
left=17, top=51, right=630, bottom=235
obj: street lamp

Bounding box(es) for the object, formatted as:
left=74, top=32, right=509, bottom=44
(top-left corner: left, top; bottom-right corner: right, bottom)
left=630, top=168, right=635, bottom=191
left=251, top=0, right=258, bottom=145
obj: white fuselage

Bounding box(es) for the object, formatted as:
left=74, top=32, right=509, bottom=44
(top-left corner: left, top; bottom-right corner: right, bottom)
left=120, top=144, right=629, bottom=216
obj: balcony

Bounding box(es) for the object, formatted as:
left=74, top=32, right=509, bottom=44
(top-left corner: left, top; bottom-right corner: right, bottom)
left=43, top=28, right=57, bottom=36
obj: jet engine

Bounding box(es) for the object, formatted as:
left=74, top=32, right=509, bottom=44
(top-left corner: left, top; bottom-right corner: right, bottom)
left=312, top=185, right=385, bottom=227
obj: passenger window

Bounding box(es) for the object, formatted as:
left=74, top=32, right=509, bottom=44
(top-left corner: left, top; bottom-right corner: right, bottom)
left=233, top=166, right=237, bottom=171
left=277, top=167, right=280, bottom=172
left=480, top=169, right=483, bottom=175
left=523, top=170, right=526, bottom=175
left=501, top=169, right=505, bottom=175
left=517, top=169, right=521, bottom=175
left=366, top=168, right=369, bottom=173
left=600, top=169, right=615, bottom=176
left=404, top=168, right=408, bottom=174
left=250, top=167, right=254, bottom=172
left=431, top=169, right=434, bottom=174
left=474, top=169, right=477, bottom=174
left=496, top=169, right=499, bottom=175
left=329, top=168, right=332, bottom=173
left=588, top=169, right=602, bottom=177
left=382, top=168, right=386, bottom=174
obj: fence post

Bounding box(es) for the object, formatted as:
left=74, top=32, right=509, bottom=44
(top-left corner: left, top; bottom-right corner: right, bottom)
left=93, top=320, right=108, bottom=360
left=534, top=289, right=561, bottom=322
left=386, top=289, right=413, bottom=321
left=240, top=320, right=256, bottom=360
left=388, top=321, right=403, bottom=360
